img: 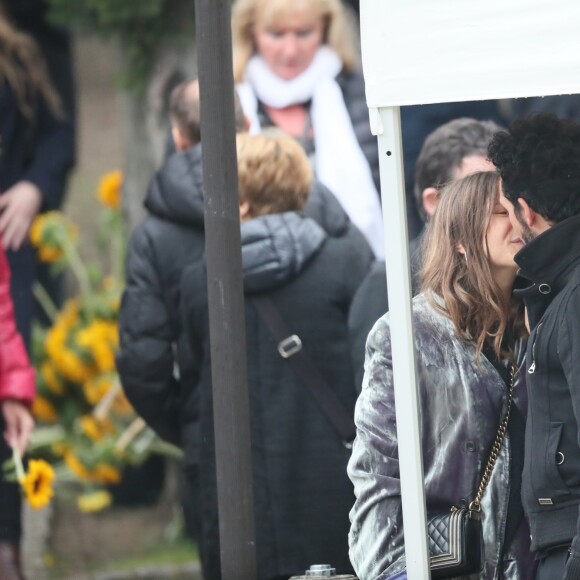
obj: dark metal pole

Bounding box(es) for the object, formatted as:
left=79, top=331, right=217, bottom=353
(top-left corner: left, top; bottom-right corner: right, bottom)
left=194, top=1, right=257, bottom=579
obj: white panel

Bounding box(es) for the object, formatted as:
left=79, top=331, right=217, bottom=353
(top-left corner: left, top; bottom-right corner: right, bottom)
left=361, top=0, right=580, bottom=107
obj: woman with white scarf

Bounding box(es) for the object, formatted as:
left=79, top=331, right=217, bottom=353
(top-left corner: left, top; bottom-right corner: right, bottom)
left=233, top=0, right=384, bottom=259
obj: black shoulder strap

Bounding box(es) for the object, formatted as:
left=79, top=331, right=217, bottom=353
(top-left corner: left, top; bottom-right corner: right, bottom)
left=250, top=295, right=356, bottom=445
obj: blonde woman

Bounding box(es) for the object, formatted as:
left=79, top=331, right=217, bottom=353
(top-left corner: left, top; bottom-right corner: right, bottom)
left=348, top=172, right=536, bottom=579
left=232, top=0, right=384, bottom=258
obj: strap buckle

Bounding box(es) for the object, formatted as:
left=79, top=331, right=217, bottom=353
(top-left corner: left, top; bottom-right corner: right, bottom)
left=278, top=335, right=302, bottom=358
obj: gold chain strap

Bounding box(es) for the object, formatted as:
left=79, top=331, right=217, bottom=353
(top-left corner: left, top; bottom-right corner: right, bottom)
left=469, top=364, right=516, bottom=512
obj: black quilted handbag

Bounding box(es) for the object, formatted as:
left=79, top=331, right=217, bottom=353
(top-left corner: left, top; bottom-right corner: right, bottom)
left=427, top=365, right=516, bottom=579
left=428, top=507, right=482, bottom=578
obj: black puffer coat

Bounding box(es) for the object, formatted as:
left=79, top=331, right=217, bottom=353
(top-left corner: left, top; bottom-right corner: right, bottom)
left=181, top=211, right=373, bottom=580
left=116, top=144, right=371, bottom=465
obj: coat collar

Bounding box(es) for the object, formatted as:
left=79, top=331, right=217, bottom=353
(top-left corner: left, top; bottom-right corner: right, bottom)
left=515, top=214, right=580, bottom=288
left=513, top=214, right=580, bottom=325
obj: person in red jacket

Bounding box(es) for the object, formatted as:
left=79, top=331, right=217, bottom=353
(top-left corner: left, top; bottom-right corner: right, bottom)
left=0, top=243, right=36, bottom=580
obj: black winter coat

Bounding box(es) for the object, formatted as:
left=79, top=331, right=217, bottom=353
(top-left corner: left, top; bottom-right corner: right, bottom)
left=116, top=144, right=372, bottom=464
left=348, top=231, right=424, bottom=389
left=0, top=81, right=75, bottom=345
left=514, top=215, right=580, bottom=577
left=181, top=211, right=373, bottom=580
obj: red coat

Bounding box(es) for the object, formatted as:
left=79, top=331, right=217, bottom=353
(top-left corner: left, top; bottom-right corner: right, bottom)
left=0, top=245, right=35, bottom=405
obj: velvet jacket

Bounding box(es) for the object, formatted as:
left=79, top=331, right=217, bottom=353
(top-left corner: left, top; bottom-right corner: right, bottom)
left=348, top=294, right=536, bottom=580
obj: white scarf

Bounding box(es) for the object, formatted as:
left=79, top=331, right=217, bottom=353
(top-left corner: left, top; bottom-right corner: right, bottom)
left=237, top=46, right=384, bottom=259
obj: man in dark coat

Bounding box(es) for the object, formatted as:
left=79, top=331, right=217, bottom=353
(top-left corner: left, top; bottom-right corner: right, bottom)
left=348, top=118, right=499, bottom=389
left=488, top=113, right=580, bottom=580
left=116, top=79, right=371, bottom=541
left=181, top=132, right=373, bottom=580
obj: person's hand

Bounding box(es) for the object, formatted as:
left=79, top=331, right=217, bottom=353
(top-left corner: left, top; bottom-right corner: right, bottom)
left=1, top=399, right=35, bottom=455
left=0, top=181, right=43, bottom=251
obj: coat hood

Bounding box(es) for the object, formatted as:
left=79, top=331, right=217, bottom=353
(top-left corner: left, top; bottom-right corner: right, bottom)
left=242, top=212, right=326, bottom=293
left=304, top=180, right=350, bottom=238
left=144, top=144, right=351, bottom=238
left=144, top=144, right=205, bottom=228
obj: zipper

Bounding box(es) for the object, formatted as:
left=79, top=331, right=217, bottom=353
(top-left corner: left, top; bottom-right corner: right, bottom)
left=528, top=321, right=544, bottom=374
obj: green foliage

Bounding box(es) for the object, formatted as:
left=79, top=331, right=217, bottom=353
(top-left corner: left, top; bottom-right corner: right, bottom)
left=46, top=0, right=196, bottom=91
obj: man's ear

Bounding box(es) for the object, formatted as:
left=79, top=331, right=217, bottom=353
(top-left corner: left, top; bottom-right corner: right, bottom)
left=422, top=187, right=439, bottom=219
left=517, top=197, right=553, bottom=235
left=172, top=126, right=190, bottom=152
left=517, top=197, right=536, bottom=227
left=239, top=200, right=252, bottom=223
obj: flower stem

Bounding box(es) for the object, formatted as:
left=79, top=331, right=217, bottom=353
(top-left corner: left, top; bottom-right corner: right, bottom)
left=32, top=283, right=58, bottom=323
left=61, top=237, right=93, bottom=303
left=109, top=210, right=126, bottom=283
left=12, top=448, right=25, bottom=482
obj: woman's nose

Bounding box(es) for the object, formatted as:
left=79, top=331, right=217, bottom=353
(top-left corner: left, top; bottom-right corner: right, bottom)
left=281, top=35, right=300, bottom=58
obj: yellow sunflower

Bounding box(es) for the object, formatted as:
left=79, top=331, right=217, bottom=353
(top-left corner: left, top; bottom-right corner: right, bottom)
left=63, top=451, right=91, bottom=481
left=32, top=396, right=58, bottom=424
left=98, top=171, right=122, bottom=209
left=76, top=320, right=118, bottom=373
left=79, top=415, right=115, bottom=442
left=93, top=464, right=121, bottom=485
left=112, top=391, right=134, bottom=416
left=20, top=459, right=55, bottom=510
left=40, top=361, right=65, bottom=396
left=77, top=490, right=113, bottom=513
left=29, top=212, right=78, bottom=263
left=83, top=376, right=113, bottom=405
left=38, top=246, right=64, bottom=263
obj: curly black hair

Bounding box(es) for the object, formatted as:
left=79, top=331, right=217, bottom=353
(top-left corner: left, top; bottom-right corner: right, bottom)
left=487, top=112, right=580, bottom=223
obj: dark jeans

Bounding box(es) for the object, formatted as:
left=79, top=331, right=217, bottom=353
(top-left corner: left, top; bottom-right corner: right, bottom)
left=536, top=545, right=570, bottom=580
left=0, top=418, right=21, bottom=543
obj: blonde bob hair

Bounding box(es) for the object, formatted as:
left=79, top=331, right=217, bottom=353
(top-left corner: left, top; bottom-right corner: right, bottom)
left=421, top=171, right=526, bottom=359
left=236, top=133, right=312, bottom=217
left=231, top=0, right=359, bottom=82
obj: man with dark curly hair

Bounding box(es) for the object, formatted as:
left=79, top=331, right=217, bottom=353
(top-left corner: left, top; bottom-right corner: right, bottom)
left=488, top=112, right=580, bottom=580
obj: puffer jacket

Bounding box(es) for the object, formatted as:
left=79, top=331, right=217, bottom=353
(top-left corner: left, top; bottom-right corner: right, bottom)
left=116, top=143, right=371, bottom=463
left=0, top=245, right=35, bottom=405
left=348, top=293, right=536, bottom=580
left=182, top=211, right=373, bottom=580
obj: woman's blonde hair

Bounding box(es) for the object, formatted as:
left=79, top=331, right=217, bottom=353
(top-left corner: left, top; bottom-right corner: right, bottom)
left=232, top=0, right=359, bottom=82
left=421, top=171, right=526, bottom=359
left=236, top=133, right=312, bottom=216
left=0, top=11, right=63, bottom=120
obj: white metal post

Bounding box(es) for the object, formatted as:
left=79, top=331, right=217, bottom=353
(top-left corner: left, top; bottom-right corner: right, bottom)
left=374, top=105, right=430, bottom=579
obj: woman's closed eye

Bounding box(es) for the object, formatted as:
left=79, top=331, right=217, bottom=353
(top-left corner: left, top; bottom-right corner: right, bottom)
left=266, top=28, right=285, bottom=38
left=296, top=28, right=316, bottom=38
